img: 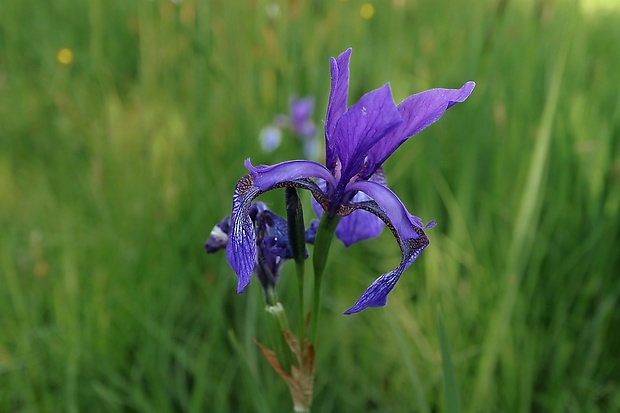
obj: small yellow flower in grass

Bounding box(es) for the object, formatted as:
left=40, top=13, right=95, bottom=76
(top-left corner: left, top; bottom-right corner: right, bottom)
left=360, top=3, right=375, bottom=19
left=56, top=48, right=74, bottom=65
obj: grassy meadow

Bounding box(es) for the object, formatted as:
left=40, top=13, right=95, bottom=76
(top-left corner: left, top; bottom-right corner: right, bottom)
left=1, top=0, right=619, bottom=411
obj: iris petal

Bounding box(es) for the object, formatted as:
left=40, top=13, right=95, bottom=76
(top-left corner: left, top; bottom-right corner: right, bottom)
left=365, top=81, right=475, bottom=177
left=334, top=84, right=403, bottom=184
left=227, top=173, right=325, bottom=294
left=338, top=179, right=430, bottom=313
left=346, top=180, right=423, bottom=240
left=290, top=98, right=314, bottom=129
left=334, top=169, right=387, bottom=246
left=245, top=159, right=337, bottom=191
left=335, top=203, right=385, bottom=247
left=344, top=234, right=428, bottom=314
left=226, top=175, right=262, bottom=293
left=325, top=48, right=352, bottom=171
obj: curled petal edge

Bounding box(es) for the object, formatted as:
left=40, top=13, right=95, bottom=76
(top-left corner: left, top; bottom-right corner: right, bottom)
left=346, top=180, right=423, bottom=240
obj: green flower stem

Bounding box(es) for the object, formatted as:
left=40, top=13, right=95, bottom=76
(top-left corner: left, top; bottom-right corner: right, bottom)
left=265, top=299, right=294, bottom=371
left=294, top=258, right=305, bottom=341
left=264, top=283, right=279, bottom=307
left=309, top=213, right=340, bottom=343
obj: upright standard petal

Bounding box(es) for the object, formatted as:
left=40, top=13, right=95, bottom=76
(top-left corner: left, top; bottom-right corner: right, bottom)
left=333, top=84, right=403, bottom=184
left=226, top=174, right=262, bottom=293
left=365, top=81, right=475, bottom=177
left=325, top=48, right=352, bottom=171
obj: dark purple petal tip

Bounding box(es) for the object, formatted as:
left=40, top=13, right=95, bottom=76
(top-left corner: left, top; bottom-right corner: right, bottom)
left=344, top=230, right=429, bottom=314
left=343, top=268, right=399, bottom=314
left=226, top=231, right=256, bottom=294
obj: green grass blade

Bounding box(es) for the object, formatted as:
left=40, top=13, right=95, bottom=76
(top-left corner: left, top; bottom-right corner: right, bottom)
left=437, top=313, right=461, bottom=413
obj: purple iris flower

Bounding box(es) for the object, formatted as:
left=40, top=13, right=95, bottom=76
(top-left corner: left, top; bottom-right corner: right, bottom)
left=206, top=202, right=316, bottom=295
left=260, top=98, right=318, bottom=158
left=227, top=48, right=474, bottom=314
left=290, top=98, right=317, bottom=141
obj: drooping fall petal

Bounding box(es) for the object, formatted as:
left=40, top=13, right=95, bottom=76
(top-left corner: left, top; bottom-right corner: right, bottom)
left=344, top=234, right=428, bottom=314
left=226, top=175, right=261, bottom=293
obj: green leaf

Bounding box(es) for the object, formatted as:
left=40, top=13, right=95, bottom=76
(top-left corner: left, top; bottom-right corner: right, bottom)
left=437, top=313, right=461, bottom=413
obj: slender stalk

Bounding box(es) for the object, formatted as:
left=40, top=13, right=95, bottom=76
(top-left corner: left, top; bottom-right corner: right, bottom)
left=265, top=300, right=294, bottom=371
left=309, top=213, right=340, bottom=343
left=264, top=283, right=279, bottom=307
left=295, top=260, right=305, bottom=340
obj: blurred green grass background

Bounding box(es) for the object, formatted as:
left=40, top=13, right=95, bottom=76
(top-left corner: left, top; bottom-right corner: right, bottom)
left=1, top=0, right=619, bottom=411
